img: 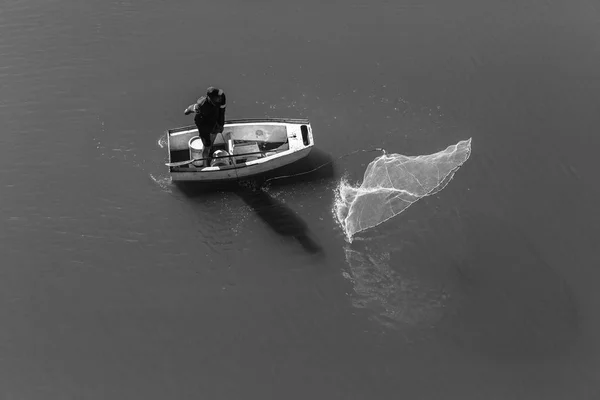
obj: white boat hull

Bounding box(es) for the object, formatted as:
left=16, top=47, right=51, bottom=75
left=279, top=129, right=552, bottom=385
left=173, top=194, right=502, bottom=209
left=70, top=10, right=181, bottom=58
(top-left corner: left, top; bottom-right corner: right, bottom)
left=170, top=147, right=312, bottom=182
left=166, top=118, right=314, bottom=182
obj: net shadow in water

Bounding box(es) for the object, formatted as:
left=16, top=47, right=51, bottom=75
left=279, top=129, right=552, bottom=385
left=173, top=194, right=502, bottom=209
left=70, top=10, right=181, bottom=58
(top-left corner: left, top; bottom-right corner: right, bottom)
left=342, top=230, right=453, bottom=339
left=341, top=207, right=581, bottom=363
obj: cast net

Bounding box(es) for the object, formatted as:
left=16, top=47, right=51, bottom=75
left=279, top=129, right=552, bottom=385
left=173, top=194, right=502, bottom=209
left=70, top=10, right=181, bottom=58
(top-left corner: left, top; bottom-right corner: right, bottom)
left=335, top=139, right=472, bottom=241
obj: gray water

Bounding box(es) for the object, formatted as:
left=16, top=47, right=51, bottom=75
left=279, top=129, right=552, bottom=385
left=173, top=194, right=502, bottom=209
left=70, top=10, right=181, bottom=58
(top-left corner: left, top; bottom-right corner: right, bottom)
left=2, top=0, right=600, bottom=398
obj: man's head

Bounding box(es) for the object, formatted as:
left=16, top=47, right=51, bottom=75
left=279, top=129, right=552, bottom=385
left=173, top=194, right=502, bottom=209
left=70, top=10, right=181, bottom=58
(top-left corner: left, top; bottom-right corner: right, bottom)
left=206, top=86, right=224, bottom=105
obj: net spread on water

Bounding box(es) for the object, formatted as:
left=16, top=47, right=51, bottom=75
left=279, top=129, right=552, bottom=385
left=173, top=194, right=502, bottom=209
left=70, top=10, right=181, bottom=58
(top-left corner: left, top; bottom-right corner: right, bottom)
left=335, top=138, right=472, bottom=240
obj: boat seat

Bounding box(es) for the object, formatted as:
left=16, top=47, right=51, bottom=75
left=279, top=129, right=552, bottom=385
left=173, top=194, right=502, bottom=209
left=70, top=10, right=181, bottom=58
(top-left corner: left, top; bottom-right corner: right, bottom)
left=233, top=142, right=261, bottom=163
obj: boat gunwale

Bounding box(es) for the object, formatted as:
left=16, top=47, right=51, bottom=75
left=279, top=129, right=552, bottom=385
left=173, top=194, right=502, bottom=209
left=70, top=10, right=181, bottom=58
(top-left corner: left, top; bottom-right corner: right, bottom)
left=169, top=147, right=313, bottom=180
left=169, top=145, right=313, bottom=172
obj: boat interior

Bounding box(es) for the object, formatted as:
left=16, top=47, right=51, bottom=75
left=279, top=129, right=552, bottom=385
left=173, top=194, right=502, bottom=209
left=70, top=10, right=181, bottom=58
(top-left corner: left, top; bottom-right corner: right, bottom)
left=169, top=124, right=291, bottom=167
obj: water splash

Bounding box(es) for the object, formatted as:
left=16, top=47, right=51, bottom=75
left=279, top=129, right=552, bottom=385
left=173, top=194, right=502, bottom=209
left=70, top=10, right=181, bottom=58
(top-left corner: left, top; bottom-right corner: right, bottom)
left=149, top=173, right=172, bottom=193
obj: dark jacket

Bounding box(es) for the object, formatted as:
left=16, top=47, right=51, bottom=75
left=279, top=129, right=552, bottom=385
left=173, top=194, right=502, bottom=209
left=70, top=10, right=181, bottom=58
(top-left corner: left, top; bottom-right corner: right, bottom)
left=184, top=92, right=227, bottom=134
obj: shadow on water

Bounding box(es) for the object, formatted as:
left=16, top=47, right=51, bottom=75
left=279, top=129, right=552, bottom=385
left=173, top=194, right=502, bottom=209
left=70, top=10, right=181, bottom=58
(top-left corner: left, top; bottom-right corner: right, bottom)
left=235, top=184, right=323, bottom=255
left=174, top=149, right=333, bottom=254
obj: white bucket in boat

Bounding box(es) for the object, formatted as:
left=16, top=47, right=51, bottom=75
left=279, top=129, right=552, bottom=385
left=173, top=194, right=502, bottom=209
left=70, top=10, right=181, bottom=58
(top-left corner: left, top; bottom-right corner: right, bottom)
left=189, top=137, right=204, bottom=167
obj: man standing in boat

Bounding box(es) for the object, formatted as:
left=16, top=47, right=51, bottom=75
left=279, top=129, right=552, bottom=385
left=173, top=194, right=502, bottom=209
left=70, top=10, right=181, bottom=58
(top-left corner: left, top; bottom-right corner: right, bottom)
left=184, top=86, right=227, bottom=166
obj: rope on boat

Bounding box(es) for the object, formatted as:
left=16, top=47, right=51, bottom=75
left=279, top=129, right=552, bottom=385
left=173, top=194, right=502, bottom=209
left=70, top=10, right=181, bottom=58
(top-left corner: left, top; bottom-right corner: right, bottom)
left=260, top=147, right=386, bottom=185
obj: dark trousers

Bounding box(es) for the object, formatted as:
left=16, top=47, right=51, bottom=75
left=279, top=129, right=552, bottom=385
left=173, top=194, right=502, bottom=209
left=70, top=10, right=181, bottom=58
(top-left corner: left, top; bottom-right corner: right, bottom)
left=196, top=124, right=218, bottom=166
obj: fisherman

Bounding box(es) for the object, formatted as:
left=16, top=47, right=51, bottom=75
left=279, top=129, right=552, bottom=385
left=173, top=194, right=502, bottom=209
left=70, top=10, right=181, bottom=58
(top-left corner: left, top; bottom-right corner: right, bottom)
left=184, top=86, right=227, bottom=166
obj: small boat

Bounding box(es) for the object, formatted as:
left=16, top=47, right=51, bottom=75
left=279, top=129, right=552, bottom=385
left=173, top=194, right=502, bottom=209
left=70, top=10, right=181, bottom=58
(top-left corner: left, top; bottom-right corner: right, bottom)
left=166, top=118, right=314, bottom=182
